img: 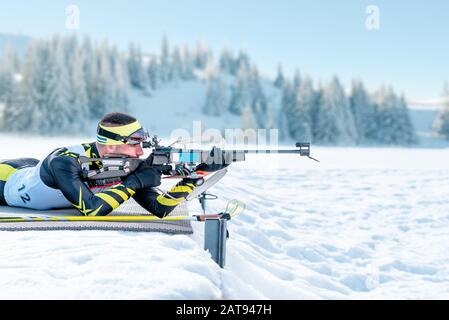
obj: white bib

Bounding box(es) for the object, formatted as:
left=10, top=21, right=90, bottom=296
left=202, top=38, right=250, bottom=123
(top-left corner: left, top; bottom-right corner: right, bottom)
left=4, top=144, right=90, bottom=210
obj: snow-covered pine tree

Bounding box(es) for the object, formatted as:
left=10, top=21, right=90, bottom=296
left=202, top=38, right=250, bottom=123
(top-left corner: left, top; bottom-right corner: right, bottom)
left=2, top=77, right=30, bottom=132
left=228, top=51, right=241, bottom=76
left=5, top=36, right=73, bottom=134
left=0, top=46, right=15, bottom=103
left=236, top=50, right=251, bottom=73
left=240, top=105, right=257, bottom=130
left=203, top=72, right=228, bottom=116
left=127, top=43, right=148, bottom=92
left=432, top=82, right=449, bottom=141
left=60, top=34, right=78, bottom=62
left=373, top=85, right=416, bottom=145
left=252, top=100, right=264, bottom=129
left=397, top=94, right=417, bottom=144
left=219, top=49, right=234, bottom=74
left=159, top=36, right=172, bottom=82
left=44, top=36, right=72, bottom=134
left=110, top=49, right=129, bottom=113
left=277, top=106, right=290, bottom=141
left=229, top=65, right=251, bottom=116
left=4, top=35, right=129, bottom=133
left=181, top=45, right=196, bottom=80
left=193, top=40, right=209, bottom=70
left=281, top=70, right=301, bottom=127
left=274, top=64, right=284, bottom=88
left=350, top=79, right=378, bottom=143
left=310, top=82, right=323, bottom=141
left=81, top=36, right=98, bottom=119
left=67, top=46, right=89, bottom=133
left=147, top=56, right=159, bottom=91
left=289, top=76, right=314, bottom=141
left=314, top=76, right=357, bottom=144
left=90, top=45, right=114, bottom=119
left=20, top=39, right=56, bottom=133
left=280, top=80, right=295, bottom=140
left=171, top=46, right=183, bottom=83
left=293, top=69, right=302, bottom=91
left=249, top=66, right=268, bottom=128
left=0, top=43, right=20, bottom=75
left=265, top=102, right=276, bottom=130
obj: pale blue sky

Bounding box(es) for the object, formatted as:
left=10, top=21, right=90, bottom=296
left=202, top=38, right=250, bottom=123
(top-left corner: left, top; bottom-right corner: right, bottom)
left=0, top=0, right=448, bottom=100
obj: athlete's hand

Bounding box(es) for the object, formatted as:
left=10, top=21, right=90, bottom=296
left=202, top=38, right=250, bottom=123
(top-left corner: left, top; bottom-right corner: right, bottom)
left=123, top=161, right=162, bottom=190
left=162, top=165, right=192, bottom=177
left=194, top=162, right=229, bottom=172
left=195, top=146, right=230, bottom=172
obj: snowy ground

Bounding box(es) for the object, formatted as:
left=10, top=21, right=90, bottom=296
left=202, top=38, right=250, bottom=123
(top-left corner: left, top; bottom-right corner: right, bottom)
left=1, top=135, right=449, bottom=299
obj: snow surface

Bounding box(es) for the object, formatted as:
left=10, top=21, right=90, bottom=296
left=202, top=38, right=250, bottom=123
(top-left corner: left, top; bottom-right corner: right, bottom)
left=1, top=135, right=449, bottom=299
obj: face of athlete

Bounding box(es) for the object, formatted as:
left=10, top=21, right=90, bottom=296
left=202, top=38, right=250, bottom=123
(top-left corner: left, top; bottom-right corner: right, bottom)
left=98, top=143, right=144, bottom=158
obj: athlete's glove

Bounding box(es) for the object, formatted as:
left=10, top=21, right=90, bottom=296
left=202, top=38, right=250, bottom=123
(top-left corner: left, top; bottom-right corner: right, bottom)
left=195, top=146, right=230, bottom=172
left=162, top=164, right=192, bottom=177
left=161, top=164, right=203, bottom=186
left=123, top=160, right=162, bottom=190
left=195, top=162, right=229, bottom=172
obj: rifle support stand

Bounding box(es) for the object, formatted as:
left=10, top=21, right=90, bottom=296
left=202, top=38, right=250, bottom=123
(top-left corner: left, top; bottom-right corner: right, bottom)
left=198, top=192, right=218, bottom=213
left=199, top=192, right=207, bottom=213
left=204, top=217, right=229, bottom=268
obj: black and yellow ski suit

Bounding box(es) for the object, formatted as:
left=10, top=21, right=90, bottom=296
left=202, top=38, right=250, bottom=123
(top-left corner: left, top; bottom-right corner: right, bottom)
left=0, top=142, right=195, bottom=217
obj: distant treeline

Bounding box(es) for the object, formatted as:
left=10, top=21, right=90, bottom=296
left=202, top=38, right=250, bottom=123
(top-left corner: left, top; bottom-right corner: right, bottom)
left=0, top=34, right=419, bottom=145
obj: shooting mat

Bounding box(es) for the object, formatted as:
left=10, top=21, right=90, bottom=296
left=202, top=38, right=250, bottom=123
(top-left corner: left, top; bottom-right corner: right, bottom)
left=0, top=198, right=193, bottom=234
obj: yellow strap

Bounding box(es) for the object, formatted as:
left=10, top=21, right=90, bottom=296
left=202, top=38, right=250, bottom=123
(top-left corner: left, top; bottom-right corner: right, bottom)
left=0, top=164, right=17, bottom=182
left=126, top=187, right=136, bottom=196
left=95, top=193, right=120, bottom=210
left=169, top=186, right=193, bottom=193
left=157, top=195, right=185, bottom=206
left=62, top=150, right=78, bottom=158
left=109, top=188, right=129, bottom=201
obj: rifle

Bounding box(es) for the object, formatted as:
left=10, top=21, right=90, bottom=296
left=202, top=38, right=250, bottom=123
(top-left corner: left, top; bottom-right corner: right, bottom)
left=79, top=135, right=318, bottom=181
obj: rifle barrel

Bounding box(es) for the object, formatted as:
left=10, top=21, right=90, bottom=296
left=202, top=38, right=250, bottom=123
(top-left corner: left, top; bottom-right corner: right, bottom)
left=223, top=142, right=310, bottom=155
left=224, top=149, right=304, bottom=154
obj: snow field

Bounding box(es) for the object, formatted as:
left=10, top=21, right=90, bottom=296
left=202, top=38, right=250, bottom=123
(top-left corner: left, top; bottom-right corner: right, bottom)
left=0, top=136, right=449, bottom=299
